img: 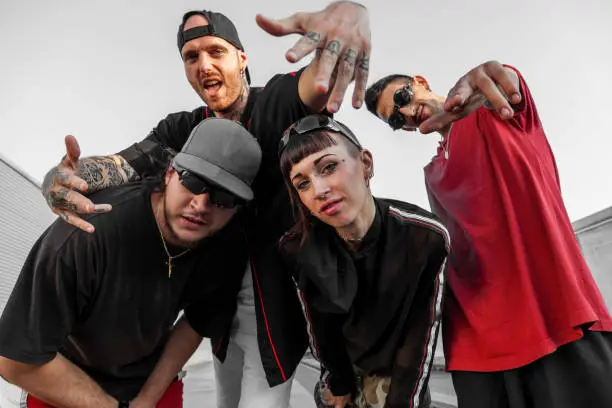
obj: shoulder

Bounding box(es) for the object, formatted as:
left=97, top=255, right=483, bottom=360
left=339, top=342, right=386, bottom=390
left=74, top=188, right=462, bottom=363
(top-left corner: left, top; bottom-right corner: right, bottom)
left=262, top=68, right=304, bottom=90
left=72, top=182, right=155, bottom=241
left=158, top=106, right=206, bottom=130
left=379, top=198, right=450, bottom=251
left=254, top=68, right=306, bottom=104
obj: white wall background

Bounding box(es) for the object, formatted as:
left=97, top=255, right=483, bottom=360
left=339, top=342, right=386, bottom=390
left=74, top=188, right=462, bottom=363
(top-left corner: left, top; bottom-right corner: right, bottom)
left=1, top=0, right=611, bottom=220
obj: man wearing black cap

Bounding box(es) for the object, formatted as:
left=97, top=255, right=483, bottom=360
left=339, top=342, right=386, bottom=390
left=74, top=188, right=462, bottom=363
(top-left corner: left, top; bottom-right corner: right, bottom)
left=0, top=119, right=261, bottom=408
left=40, top=3, right=371, bottom=407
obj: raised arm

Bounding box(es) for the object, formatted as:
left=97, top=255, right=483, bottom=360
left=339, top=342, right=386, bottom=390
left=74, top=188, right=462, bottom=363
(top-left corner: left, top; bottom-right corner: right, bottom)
left=41, top=135, right=138, bottom=232
left=256, top=1, right=371, bottom=113
left=419, top=60, right=522, bottom=134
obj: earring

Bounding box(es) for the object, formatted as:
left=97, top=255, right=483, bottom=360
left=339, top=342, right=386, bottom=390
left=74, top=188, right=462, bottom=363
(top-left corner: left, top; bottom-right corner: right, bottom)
left=365, top=170, right=373, bottom=188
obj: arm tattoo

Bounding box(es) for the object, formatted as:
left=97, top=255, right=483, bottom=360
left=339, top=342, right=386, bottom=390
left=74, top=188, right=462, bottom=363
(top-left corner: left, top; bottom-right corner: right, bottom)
left=77, top=155, right=139, bottom=193
left=325, top=40, right=341, bottom=56
left=343, top=49, right=357, bottom=67
left=358, top=52, right=370, bottom=72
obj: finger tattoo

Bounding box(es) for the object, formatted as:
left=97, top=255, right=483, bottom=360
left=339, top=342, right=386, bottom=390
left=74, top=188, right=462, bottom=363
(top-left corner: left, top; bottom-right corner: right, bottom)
left=304, top=31, right=321, bottom=45
left=358, top=52, right=370, bottom=72
left=49, top=189, right=77, bottom=213
left=325, top=40, right=341, bottom=56
left=343, top=49, right=357, bottom=67
left=57, top=172, right=71, bottom=186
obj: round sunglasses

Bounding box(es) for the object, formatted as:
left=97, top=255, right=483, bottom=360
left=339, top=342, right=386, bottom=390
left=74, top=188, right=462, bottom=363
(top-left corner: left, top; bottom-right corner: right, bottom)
left=387, top=86, right=414, bottom=131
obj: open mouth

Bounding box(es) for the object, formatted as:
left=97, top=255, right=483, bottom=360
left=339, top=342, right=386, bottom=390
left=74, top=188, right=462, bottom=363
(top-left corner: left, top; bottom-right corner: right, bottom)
left=202, top=79, right=223, bottom=94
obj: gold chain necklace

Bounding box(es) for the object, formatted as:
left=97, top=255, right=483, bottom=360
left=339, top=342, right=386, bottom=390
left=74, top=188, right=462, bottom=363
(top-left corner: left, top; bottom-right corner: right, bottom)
left=155, top=198, right=191, bottom=278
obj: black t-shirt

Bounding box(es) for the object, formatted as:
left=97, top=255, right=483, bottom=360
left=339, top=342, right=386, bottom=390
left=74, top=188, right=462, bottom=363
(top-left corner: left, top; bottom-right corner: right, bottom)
left=119, top=68, right=311, bottom=248
left=117, top=69, right=315, bottom=385
left=0, top=182, right=247, bottom=400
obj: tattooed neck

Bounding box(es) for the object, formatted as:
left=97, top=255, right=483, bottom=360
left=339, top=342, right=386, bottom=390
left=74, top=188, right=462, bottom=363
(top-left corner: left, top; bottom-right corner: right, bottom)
left=215, top=77, right=250, bottom=123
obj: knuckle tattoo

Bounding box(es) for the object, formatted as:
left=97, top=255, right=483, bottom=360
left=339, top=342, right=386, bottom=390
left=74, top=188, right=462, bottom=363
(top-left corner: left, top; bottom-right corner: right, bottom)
left=304, top=31, right=321, bottom=45
left=325, top=40, right=341, bottom=56
left=358, top=52, right=370, bottom=71
left=343, top=49, right=357, bottom=67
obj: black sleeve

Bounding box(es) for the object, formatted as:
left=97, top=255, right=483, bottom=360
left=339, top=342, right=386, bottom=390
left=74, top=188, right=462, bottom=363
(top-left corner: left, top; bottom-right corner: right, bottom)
left=385, top=235, right=448, bottom=408
left=250, top=67, right=330, bottom=165
left=0, top=225, right=96, bottom=365
left=248, top=69, right=332, bottom=244
left=117, top=109, right=202, bottom=178
left=305, top=300, right=355, bottom=397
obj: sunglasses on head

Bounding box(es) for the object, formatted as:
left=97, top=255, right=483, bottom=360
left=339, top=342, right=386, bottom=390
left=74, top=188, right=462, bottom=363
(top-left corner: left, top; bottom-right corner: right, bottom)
left=278, top=115, right=362, bottom=156
left=172, top=164, right=243, bottom=209
left=387, top=86, right=414, bottom=131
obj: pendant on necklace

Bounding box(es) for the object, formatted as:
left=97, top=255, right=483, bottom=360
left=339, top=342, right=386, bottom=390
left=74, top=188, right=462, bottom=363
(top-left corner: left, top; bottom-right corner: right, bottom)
left=167, top=260, right=172, bottom=278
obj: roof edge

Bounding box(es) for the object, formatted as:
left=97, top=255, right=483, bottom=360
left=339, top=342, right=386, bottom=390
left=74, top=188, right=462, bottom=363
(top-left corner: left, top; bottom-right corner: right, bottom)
left=573, top=206, right=612, bottom=233
left=0, top=153, right=42, bottom=190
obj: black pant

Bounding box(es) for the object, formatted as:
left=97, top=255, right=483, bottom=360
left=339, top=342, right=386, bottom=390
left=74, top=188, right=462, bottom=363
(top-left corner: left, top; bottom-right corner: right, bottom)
left=451, top=329, right=612, bottom=408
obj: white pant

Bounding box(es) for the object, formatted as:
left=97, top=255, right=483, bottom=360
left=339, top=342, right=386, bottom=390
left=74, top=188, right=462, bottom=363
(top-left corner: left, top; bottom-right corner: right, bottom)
left=214, top=264, right=295, bottom=408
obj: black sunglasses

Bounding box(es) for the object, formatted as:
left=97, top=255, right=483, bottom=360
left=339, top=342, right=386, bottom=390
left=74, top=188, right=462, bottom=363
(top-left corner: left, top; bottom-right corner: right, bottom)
left=172, top=164, right=243, bottom=209
left=387, top=86, right=414, bottom=130
left=278, top=114, right=362, bottom=156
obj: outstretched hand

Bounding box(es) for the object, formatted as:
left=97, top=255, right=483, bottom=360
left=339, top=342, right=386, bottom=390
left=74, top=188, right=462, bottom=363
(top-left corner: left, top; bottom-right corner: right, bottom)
left=256, top=1, right=371, bottom=112
left=419, top=61, right=521, bottom=134
left=41, top=135, right=112, bottom=233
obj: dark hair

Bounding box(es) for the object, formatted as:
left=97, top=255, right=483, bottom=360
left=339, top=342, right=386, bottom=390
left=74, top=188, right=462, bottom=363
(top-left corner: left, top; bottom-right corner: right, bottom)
left=365, top=74, right=414, bottom=116
left=280, top=128, right=362, bottom=245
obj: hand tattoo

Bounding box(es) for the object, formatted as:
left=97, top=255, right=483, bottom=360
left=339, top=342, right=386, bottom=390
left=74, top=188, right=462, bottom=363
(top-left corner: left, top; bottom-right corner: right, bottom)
left=343, top=49, right=357, bottom=67
left=325, top=40, right=341, bottom=56
left=42, top=166, right=60, bottom=206
left=49, top=188, right=78, bottom=213
left=358, top=52, right=370, bottom=72
left=304, top=31, right=321, bottom=45
left=77, top=155, right=139, bottom=193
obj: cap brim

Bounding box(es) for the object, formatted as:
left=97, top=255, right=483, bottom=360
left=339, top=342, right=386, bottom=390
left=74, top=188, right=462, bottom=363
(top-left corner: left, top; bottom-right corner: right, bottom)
left=173, top=153, right=253, bottom=201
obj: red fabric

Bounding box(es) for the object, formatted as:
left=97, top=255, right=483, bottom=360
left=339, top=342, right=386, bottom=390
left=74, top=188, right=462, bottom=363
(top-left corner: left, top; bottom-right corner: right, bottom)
left=424, top=66, right=612, bottom=372
left=26, top=379, right=183, bottom=407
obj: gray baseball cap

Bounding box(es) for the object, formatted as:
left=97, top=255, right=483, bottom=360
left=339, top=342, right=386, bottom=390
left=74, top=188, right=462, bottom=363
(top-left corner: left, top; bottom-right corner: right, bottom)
left=173, top=118, right=262, bottom=201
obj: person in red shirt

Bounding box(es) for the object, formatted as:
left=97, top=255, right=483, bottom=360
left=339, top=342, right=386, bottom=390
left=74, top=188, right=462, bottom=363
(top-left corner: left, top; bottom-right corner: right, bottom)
left=363, top=60, right=612, bottom=407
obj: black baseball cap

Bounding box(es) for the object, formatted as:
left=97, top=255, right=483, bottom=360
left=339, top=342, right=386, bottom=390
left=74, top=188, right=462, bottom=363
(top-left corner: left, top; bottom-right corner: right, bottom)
left=173, top=118, right=262, bottom=201
left=177, top=10, right=251, bottom=84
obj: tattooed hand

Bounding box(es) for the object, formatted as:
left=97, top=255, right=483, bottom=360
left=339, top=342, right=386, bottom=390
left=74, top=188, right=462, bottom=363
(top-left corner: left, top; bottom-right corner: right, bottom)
left=255, top=1, right=371, bottom=113
left=42, top=135, right=114, bottom=233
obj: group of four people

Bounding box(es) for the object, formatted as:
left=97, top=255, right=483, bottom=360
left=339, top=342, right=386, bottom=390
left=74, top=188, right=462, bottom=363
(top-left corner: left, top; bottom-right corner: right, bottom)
left=1, top=2, right=611, bottom=408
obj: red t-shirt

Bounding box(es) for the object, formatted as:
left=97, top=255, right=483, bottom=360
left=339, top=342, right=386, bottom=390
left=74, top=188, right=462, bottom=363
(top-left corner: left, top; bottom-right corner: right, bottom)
left=424, top=66, right=612, bottom=372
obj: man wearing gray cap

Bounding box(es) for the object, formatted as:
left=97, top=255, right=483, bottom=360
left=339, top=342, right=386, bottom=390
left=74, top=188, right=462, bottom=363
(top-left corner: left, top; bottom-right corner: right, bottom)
left=0, top=118, right=260, bottom=408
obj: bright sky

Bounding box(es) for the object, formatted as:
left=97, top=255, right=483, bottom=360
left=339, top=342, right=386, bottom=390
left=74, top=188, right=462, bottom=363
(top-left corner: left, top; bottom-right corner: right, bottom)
left=1, top=0, right=610, bottom=221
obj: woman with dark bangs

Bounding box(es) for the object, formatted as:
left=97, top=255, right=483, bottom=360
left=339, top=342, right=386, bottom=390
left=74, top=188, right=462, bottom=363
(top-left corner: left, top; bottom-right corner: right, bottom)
left=278, top=114, right=450, bottom=408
